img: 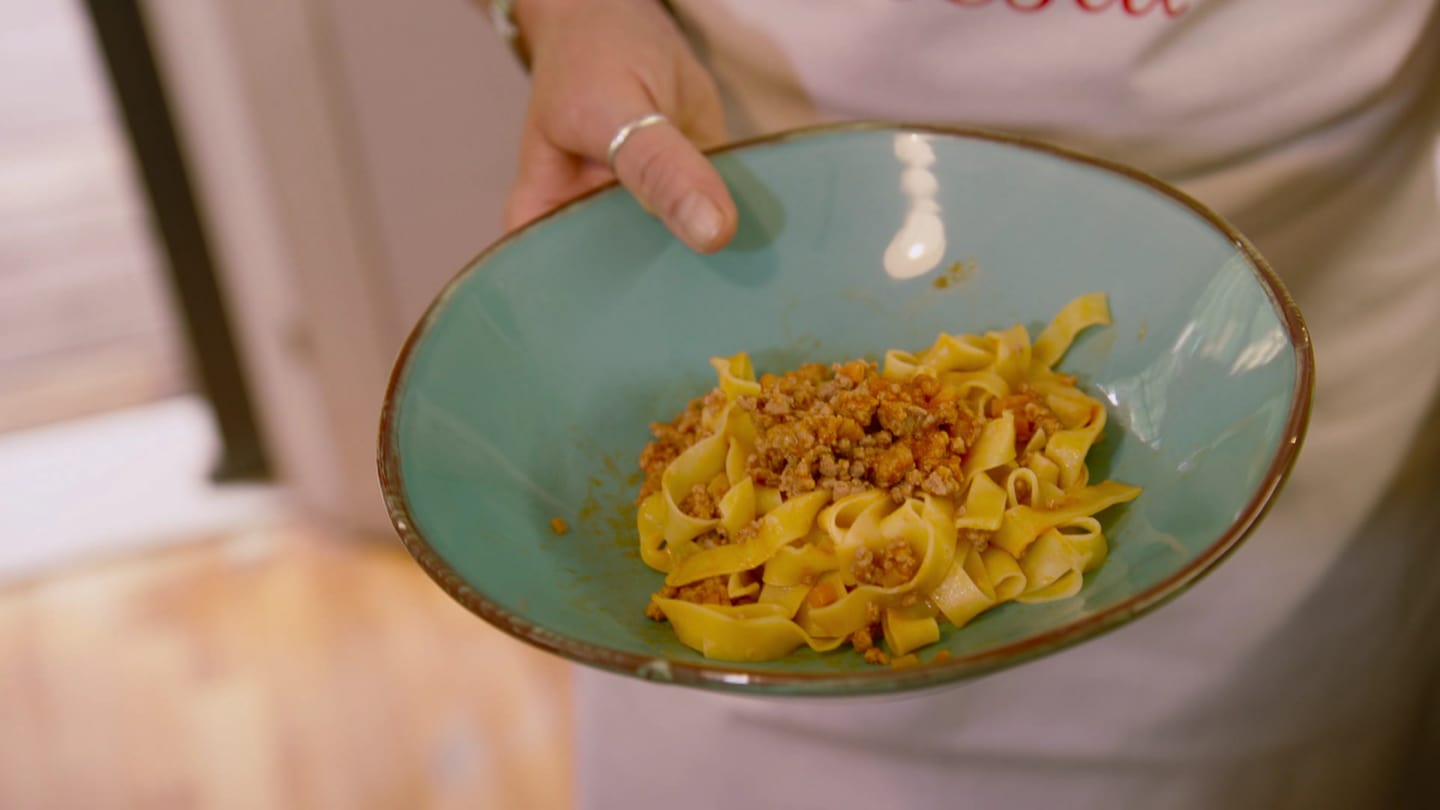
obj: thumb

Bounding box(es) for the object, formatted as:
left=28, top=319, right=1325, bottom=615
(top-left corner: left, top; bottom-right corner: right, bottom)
left=610, top=119, right=738, bottom=254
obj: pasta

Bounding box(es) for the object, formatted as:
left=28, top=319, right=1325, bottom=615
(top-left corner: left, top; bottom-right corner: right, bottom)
left=634, top=293, right=1141, bottom=664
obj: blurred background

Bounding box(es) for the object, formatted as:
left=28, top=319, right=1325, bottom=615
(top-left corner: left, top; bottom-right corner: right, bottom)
left=0, top=0, right=572, bottom=807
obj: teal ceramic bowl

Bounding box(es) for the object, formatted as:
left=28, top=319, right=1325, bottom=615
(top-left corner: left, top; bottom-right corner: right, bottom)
left=379, top=123, right=1312, bottom=697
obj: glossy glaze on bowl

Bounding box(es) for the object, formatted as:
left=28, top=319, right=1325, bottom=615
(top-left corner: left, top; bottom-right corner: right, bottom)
left=378, top=123, right=1312, bottom=697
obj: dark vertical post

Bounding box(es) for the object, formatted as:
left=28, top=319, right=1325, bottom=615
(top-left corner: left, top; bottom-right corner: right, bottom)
left=81, top=0, right=270, bottom=482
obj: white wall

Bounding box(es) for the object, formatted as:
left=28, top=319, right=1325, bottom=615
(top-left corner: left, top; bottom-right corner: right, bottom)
left=142, top=0, right=529, bottom=533
left=319, top=0, right=529, bottom=330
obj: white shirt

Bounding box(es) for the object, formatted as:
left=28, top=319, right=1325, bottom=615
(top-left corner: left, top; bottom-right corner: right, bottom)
left=579, top=2, right=1440, bottom=806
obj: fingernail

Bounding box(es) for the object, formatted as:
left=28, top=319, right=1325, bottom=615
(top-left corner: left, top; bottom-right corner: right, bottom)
left=673, top=192, right=723, bottom=250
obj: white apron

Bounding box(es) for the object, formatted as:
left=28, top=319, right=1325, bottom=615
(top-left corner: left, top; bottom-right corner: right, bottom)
left=578, top=2, right=1440, bottom=806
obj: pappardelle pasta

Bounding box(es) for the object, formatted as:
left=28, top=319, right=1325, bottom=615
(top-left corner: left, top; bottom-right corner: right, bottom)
left=634, top=293, right=1141, bottom=664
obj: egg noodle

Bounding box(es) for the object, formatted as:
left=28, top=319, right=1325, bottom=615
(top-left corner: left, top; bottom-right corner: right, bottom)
left=635, top=293, right=1141, bottom=664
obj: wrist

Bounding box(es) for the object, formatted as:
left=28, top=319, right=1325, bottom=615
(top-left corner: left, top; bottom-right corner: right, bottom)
left=511, top=0, right=580, bottom=37
left=514, top=0, right=676, bottom=61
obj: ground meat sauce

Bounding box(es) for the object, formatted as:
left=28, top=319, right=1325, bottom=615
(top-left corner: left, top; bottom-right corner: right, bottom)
left=852, top=539, right=921, bottom=588
left=678, top=481, right=723, bottom=521
left=644, top=575, right=746, bottom=621
left=637, top=389, right=726, bottom=502
left=740, top=360, right=983, bottom=503
left=637, top=357, right=1066, bottom=663
left=988, top=387, right=1064, bottom=446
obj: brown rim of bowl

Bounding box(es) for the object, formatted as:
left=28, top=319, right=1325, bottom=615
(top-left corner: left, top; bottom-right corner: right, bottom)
left=376, top=121, right=1315, bottom=696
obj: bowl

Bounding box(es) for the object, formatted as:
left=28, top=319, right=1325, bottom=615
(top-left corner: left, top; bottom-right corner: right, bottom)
left=378, top=122, right=1312, bottom=697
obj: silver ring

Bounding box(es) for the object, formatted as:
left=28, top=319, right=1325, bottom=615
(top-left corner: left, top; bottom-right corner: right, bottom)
left=606, top=113, right=669, bottom=171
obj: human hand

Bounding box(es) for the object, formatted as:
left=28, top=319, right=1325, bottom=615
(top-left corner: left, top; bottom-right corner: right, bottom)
left=503, top=0, right=738, bottom=253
